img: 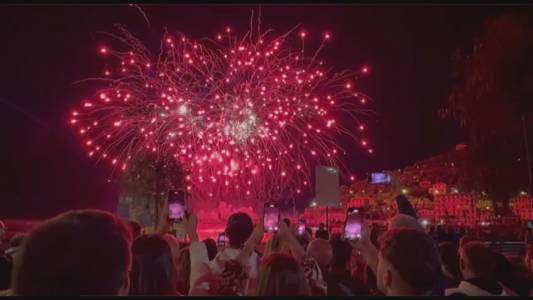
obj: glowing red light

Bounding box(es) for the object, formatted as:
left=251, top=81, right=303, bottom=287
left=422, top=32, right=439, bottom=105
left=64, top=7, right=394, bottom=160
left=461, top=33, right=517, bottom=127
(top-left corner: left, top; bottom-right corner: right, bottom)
left=324, top=32, right=331, bottom=40
left=300, top=31, right=306, bottom=38
left=99, top=47, right=108, bottom=54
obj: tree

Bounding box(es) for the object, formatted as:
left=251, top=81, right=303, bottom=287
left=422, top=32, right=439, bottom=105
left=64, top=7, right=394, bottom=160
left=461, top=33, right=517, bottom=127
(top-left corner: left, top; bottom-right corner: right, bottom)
left=118, top=152, right=185, bottom=226
left=444, top=14, right=533, bottom=213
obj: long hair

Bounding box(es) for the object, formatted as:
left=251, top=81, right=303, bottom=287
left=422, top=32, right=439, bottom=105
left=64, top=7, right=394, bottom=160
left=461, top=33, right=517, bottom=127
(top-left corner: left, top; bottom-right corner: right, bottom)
left=256, top=253, right=310, bottom=296
left=130, top=234, right=177, bottom=295
left=263, top=233, right=291, bottom=259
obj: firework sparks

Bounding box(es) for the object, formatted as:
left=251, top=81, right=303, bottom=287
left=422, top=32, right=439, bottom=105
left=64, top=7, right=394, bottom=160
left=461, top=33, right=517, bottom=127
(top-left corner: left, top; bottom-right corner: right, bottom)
left=70, top=23, right=372, bottom=203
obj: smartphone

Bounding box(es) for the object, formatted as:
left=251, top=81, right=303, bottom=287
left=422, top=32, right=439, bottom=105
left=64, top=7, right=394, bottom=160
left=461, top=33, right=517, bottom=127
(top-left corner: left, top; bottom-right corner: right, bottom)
left=264, top=203, right=280, bottom=233
left=368, top=172, right=391, bottom=185
left=217, top=232, right=226, bottom=247
left=298, top=219, right=306, bottom=236
left=344, top=207, right=364, bottom=241
left=528, top=221, right=533, bottom=229
left=168, top=189, right=186, bottom=221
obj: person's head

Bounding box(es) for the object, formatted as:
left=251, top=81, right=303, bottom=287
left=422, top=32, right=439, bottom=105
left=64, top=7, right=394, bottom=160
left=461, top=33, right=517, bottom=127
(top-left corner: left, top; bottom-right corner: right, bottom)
left=282, top=218, right=291, bottom=227
left=176, top=247, right=191, bottom=295
left=225, top=212, right=253, bottom=248
left=438, top=242, right=461, bottom=282
left=203, top=238, right=218, bottom=261
left=306, top=238, right=333, bottom=268
left=329, top=236, right=352, bottom=270
left=130, top=234, right=177, bottom=295
left=377, top=229, right=441, bottom=296
left=318, top=223, right=325, bottom=229
left=12, top=209, right=132, bottom=296
left=459, top=241, right=496, bottom=281
left=388, top=214, right=424, bottom=231
left=129, top=221, right=142, bottom=240
left=256, top=253, right=310, bottom=296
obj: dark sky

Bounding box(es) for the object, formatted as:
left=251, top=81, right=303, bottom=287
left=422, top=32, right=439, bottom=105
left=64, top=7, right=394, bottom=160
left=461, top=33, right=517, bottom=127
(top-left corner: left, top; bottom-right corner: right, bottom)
left=0, top=4, right=530, bottom=219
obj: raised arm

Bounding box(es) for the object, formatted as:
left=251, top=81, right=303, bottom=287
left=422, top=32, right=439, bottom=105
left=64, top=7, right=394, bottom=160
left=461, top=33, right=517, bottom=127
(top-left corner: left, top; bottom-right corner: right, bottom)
left=156, top=198, right=172, bottom=236
left=349, top=220, right=378, bottom=276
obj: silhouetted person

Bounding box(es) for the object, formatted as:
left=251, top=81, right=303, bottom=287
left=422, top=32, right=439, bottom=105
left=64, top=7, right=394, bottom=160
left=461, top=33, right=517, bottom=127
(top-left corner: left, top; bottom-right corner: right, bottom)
left=376, top=229, right=441, bottom=296
left=256, top=253, right=310, bottom=296
left=130, top=234, right=179, bottom=295
left=12, top=209, right=132, bottom=295
left=446, top=241, right=507, bottom=296
left=437, top=242, right=462, bottom=290
left=315, top=223, right=329, bottom=240
left=327, top=236, right=361, bottom=296
left=209, top=212, right=259, bottom=295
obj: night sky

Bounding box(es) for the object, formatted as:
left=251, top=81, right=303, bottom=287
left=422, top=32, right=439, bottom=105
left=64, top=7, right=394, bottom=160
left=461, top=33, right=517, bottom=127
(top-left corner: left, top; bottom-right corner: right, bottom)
left=0, top=4, right=530, bottom=219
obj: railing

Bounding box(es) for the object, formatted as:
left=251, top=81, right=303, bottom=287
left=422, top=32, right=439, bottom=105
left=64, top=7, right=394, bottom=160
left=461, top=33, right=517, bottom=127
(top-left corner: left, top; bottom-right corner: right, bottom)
left=484, top=241, right=526, bottom=258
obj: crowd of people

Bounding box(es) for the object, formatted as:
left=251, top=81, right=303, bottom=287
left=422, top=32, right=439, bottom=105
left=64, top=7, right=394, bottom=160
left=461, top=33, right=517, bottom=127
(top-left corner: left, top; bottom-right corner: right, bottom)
left=0, top=201, right=533, bottom=296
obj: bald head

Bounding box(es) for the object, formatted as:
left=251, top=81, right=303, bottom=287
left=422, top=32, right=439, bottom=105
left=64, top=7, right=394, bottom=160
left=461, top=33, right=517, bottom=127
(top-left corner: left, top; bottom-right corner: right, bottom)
left=307, top=238, right=333, bottom=267
left=459, top=241, right=496, bottom=280
left=388, top=214, right=424, bottom=232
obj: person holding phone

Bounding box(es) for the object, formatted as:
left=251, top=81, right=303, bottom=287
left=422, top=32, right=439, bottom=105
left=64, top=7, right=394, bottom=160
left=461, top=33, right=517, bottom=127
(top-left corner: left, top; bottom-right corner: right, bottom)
left=184, top=211, right=264, bottom=296
left=207, top=212, right=260, bottom=295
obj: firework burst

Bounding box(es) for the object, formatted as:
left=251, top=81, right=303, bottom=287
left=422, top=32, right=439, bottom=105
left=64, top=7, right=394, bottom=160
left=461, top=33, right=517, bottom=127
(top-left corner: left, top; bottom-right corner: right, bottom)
left=70, top=22, right=373, bottom=204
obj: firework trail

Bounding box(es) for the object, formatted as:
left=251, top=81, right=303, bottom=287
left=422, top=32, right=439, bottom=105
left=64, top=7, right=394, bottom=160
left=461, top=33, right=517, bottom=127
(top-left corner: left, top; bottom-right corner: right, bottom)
left=70, top=21, right=373, bottom=204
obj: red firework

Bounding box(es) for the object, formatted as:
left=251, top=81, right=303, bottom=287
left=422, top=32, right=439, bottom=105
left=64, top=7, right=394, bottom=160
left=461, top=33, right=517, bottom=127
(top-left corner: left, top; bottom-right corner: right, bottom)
left=70, top=23, right=373, bottom=203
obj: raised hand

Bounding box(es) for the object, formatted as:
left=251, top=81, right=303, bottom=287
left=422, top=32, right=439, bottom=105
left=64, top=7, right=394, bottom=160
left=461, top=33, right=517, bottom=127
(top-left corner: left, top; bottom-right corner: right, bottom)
left=156, top=197, right=172, bottom=235
left=183, top=210, right=199, bottom=242
left=348, top=219, right=378, bottom=276
left=349, top=219, right=372, bottom=251
left=250, top=217, right=265, bottom=244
